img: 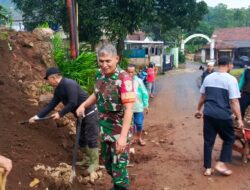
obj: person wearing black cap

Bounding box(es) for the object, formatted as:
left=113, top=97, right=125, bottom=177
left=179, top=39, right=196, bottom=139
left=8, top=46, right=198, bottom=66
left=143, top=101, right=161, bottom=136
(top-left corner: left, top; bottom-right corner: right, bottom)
left=29, top=67, right=99, bottom=175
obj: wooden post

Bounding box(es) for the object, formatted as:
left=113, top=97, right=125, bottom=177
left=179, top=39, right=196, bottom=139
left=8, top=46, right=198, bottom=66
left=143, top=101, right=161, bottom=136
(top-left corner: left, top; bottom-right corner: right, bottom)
left=66, top=0, right=79, bottom=59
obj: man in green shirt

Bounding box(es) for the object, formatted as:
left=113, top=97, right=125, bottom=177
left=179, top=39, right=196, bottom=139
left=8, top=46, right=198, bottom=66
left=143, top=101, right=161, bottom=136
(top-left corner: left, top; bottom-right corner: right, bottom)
left=127, top=64, right=149, bottom=146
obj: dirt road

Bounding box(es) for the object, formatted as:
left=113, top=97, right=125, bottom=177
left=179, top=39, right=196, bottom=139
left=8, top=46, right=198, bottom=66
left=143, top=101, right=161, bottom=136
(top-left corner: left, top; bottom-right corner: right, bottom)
left=122, top=62, right=250, bottom=190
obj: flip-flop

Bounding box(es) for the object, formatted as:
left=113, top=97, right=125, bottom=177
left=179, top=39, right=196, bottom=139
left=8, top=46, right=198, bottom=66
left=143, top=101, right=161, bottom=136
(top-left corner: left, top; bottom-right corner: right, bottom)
left=204, top=168, right=212, bottom=176
left=138, top=139, right=146, bottom=146
left=215, top=167, right=232, bottom=176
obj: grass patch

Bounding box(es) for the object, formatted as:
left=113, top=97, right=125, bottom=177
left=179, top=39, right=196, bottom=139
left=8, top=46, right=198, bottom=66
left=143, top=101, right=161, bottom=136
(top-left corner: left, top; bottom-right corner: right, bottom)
left=230, top=68, right=244, bottom=81
left=0, top=31, right=8, bottom=40
left=39, top=83, right=53, bottom=94
left=36, top=22, right=50, bottom=29
left=230, top=68, right=244, bottom=77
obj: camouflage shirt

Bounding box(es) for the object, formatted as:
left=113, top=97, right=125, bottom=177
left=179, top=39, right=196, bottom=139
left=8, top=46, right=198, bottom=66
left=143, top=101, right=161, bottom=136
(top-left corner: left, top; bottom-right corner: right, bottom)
left=94, top=66, right=135, bottom=142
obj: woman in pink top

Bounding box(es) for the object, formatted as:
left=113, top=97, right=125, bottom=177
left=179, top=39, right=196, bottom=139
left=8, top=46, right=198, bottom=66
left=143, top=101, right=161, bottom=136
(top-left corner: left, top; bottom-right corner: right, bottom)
left=147, top=63, right=155, bottom=98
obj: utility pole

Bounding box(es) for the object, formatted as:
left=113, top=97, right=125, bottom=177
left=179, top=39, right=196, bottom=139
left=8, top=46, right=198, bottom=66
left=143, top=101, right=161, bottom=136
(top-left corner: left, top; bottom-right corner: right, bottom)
left=66, top=0, right=79, bottom=59
left=75, top=0, right=79, bottom=54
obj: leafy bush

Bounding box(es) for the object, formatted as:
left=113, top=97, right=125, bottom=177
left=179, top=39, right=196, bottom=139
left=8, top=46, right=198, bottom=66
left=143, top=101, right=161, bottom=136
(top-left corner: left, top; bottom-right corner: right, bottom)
left=79, top=42, right=92, bottom=52
left=0, top=5, right=8, bottom=24
left=39, top=83, right=53, bottom=94
left=179, top=51, right=186, bottom=64
left=52, top=34, right=131, bottom=93
left=119, top=56, right=129, bottom=70
left=36, top=22, right=50, bottom=29
left=230, top=68, right=244, bottom=76
left=0, top=31, right=8, bottom=40
left=52, top=33, right=98, bottom=93
left=230, top=68, right=244, bottom=81
left=0, top=5, right=12, bottom=27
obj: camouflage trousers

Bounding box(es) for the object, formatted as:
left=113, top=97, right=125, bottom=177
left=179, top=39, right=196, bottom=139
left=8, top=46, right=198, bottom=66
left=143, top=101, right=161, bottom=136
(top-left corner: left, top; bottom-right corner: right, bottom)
left=101, top=141, right=130, bottom=188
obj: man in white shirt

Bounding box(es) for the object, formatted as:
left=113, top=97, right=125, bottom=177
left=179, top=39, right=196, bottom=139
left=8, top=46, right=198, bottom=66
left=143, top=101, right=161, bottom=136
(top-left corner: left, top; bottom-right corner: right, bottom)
left=195, top=56, right=243, bottom=176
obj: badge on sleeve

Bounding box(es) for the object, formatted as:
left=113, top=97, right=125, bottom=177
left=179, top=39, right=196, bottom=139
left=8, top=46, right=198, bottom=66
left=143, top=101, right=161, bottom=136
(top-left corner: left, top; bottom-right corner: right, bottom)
left=124, top=80, right=133, bottom=91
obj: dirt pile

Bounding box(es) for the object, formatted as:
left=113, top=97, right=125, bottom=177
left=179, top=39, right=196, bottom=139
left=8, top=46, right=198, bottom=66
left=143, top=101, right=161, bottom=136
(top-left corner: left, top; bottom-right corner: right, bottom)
left=7, top=28, right=54, bottom=97
left=0, top=29, right=85, bottom=189
left=0, top=28, right=174, bottom=190
left=34, top=163, right=73, bottom=188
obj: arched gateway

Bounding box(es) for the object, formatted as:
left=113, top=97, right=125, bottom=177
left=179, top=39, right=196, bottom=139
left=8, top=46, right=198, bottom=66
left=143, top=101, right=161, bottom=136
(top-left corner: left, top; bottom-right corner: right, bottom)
left=181, top=34, right=215, bottom=62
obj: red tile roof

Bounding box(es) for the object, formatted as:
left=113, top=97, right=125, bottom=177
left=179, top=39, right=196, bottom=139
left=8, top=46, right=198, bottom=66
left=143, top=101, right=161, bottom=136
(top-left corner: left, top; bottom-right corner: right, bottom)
left=203, top=27, right=250, bottom=49
left=212, top=27, right=250, bottom=41
left=127, top=31, right=146, bottom=41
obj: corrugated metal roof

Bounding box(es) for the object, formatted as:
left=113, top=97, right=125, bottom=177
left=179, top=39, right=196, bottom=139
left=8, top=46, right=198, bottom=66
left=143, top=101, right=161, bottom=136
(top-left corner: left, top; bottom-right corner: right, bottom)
left=203, top=41, right=234, bottom=49
left=224, top=40, right=250, bottom=48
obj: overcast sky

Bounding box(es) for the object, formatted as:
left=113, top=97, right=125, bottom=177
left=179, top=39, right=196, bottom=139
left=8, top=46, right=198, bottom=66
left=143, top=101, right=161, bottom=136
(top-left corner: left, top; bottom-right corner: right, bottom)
left=200, top=0, right=250, bottom=8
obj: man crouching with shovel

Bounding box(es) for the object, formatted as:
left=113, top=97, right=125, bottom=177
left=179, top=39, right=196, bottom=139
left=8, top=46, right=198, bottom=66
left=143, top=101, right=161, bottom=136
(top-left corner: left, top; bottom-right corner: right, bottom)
left=29, top=67, right=99, bottom=176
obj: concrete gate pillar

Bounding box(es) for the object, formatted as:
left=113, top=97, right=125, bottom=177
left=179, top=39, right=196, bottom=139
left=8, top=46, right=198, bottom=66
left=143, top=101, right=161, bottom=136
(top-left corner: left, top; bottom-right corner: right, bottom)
left=210, top=39, right=215, bottom=61
left=181, top=40, right=184, bottom=53
left=201, top=49, right=206, bottom=63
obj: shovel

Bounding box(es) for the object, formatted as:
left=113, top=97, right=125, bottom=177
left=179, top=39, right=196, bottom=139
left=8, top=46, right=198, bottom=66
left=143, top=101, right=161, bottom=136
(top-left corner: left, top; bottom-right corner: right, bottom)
left=70, top=117, right=82, bottom=183
left=19, top=116, right=53, bottom=125
left=70, top=109, right=97, bottom=183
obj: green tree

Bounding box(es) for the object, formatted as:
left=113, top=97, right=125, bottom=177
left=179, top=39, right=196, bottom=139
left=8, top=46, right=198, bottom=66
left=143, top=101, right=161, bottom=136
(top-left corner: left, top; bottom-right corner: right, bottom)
left=195, top=3, right=250, bottom=37
left=179, top=3, right=250, bottom=52
left=101, top=0, right=208, bottom=55
left=12, top=0, right=102, bottom=49
left=12, top=0, right=66, bottom=31
left=207, top=4, right=231, bottom=28
left=152, top=0, right=208, bottom=31
left=0, top=4, right=12, bottom=26
left=78, top=0, right=103, bottom=50
left=142, top=1, right=208, bottom=44
left=0, top=5, right=8, bottom=21
left=101, top=0, right=154, bottom=55
left=12, top=0, right=208, bottom=53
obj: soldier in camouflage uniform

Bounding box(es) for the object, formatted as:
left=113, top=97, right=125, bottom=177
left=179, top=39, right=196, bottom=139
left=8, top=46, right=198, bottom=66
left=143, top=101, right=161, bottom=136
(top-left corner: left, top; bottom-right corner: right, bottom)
left=76, top=44, right=135, bottom=190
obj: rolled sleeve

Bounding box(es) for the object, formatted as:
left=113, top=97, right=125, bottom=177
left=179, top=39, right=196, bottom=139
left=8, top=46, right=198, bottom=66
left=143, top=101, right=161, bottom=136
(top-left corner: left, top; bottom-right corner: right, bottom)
left=229, top=78, right=241, bottom=99
left=200, top=84, right=205, bottom=94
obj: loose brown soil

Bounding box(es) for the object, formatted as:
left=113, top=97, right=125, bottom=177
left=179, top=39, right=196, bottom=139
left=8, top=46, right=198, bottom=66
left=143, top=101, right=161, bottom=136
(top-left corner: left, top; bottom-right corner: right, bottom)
left=0, top=30, right=84, bottom=189
left=1, top=30, right=250, bottom=190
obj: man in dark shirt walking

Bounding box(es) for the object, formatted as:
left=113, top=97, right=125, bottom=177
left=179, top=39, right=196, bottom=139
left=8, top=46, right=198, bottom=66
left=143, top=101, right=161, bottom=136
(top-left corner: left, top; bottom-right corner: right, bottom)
left=195, top=56, right=243, bottom=176
left=29, top=67, right=99, bottom=175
